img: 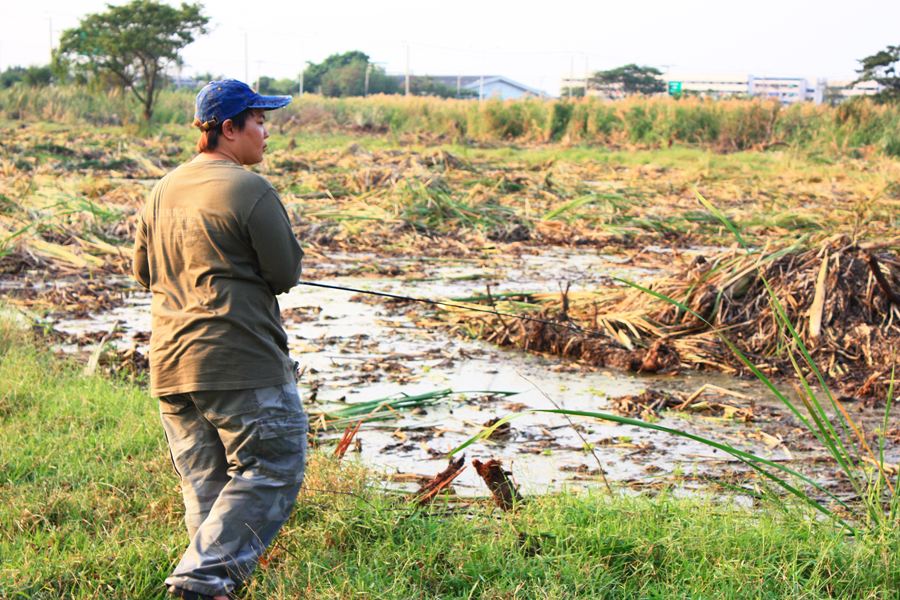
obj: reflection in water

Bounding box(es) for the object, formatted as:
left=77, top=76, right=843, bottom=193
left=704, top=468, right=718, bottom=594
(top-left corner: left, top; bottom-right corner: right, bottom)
left=53, top=249, right=797, bottom=495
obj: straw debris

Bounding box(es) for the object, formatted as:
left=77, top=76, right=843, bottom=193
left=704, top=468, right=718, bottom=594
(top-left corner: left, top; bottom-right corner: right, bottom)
left=444, top=236, right=899, bottom=402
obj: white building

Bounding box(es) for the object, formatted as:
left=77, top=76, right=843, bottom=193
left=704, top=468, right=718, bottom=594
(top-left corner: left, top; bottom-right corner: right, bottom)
left=664, top=74, right=880, bottom=105
left=401, top=75, right=551, bottom=100
left=665, top=73, right=749, bottom=98
left=562, top=71, right=884, bottom=105
left=451, top=75, right=550, bottom=100
left=748, top=76, right=810, bottom=104
left=823, top=79, right=884, bottom=104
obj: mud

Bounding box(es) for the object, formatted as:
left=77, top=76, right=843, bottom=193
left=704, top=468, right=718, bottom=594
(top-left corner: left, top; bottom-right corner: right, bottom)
left=21, top=247, right=900, bottom=500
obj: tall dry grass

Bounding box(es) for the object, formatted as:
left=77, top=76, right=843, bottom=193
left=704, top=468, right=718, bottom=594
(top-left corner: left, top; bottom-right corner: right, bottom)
left=2, top=85, right=899, bottom=156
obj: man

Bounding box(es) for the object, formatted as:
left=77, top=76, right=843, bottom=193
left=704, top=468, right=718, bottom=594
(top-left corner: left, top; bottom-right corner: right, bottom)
left=133, top=79, right=306, bottom=600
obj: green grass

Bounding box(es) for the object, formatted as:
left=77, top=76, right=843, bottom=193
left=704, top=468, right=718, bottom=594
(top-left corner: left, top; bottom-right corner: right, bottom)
left=1, top=317, right=899, bottom=598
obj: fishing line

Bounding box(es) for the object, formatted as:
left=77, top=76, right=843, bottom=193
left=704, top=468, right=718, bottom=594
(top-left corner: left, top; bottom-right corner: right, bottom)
left=296, top=280, right=593, bottom=336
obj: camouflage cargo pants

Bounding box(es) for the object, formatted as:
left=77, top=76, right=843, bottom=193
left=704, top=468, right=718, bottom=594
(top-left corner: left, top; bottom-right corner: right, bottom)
left=158, top=382, right=308, bottom=597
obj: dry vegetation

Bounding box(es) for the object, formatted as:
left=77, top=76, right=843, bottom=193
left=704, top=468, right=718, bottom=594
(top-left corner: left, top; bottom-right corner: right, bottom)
left=441, top=236, right=899, bottom=402
left=1, top=94, right=898, bottom=402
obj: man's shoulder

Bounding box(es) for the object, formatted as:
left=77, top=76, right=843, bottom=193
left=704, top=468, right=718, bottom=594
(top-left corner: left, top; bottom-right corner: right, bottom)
left=212, top=163, right=276, bottom=197
left=164, top=161, right=275, bottom=198
left=225, top=163, right=272, bottom=184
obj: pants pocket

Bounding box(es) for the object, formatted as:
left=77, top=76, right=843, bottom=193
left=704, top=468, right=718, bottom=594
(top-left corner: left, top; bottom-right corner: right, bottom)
left=248, top=414, right=308, bottom=483
left=253, top=383, right=303, bottom=413
left=159, top=394, right=193, bottom=415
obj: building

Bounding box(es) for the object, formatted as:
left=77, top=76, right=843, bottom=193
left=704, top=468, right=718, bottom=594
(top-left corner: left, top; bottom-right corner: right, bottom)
left=449, top=75, right=549, bottom=100
left=665, top=73, right=750, bottom=99
left=394, top=75, right=550, bottom=100
left=562, top=72, right=750, bottom=100
left=748, top=76, right=810, bottom=104
left=822, top=79, right=885, bottom=104
left=662, top=74, right=880, bottom=105
left=560, top=75, right=626, bottom=100
left=664, top=73, right=818, bottom=103
left=562, top=70, right=885, bottom=105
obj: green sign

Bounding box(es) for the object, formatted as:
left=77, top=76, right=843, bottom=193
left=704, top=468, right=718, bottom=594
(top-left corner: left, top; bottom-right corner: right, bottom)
left=668, top=81, right=682, bottom=95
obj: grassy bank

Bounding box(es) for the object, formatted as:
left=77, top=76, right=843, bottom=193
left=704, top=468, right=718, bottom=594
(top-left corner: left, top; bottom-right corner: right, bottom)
left=2, top=85, right=900, bottom=156
left=0, top=317, right=898, bottom=599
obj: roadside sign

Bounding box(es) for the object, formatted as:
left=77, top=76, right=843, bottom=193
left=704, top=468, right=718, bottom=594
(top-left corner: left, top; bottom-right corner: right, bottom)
left=668, top=81, right=682, bottom=96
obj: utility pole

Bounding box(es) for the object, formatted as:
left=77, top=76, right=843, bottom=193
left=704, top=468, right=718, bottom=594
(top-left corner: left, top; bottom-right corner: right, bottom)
left=404, top=43, right=410, bottom=96
left=583, top=54, right=589, bottom=97
left=570, top=54, right=575, bottom=98
left=457, top=74, right=461, bottom=98
left=298, top=44, right=304, bottom=96
left=244, top=32, right=249, bottom=83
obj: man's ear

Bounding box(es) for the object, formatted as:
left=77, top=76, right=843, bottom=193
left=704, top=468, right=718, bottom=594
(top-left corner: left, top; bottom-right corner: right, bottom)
left=220, top=118, right=237, bottom=140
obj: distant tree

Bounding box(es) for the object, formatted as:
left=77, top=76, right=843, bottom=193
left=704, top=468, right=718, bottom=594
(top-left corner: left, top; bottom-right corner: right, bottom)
left=303, top=51, right=369, bottom=94
left=855, top=44, right=900, bottom=102
left=0, top=67, right=25, bottom=89
left=54, top=0, right=209, bottom=122
left=320, top=60, right=367, bottom=97
left=303, top=51, right=397, bottom=97
left=258, top=76, right=297, bottom=96
left=408, top=77, right=475, bottom=98
left=0, top=65, right=53, bottom=88
left=590, top=64, right=665, bottom=96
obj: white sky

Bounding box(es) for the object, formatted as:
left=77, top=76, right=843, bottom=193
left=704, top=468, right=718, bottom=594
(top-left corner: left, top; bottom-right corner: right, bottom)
left=6, top=0, right=900, bottom=94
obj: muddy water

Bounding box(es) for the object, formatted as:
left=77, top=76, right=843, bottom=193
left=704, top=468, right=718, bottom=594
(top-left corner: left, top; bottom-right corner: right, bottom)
left=51, top=248, right=835, bottom=496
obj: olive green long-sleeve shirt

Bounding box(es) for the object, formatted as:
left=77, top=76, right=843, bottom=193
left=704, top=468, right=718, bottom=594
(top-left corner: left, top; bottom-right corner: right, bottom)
left=133, top=159, right=303, bottom=397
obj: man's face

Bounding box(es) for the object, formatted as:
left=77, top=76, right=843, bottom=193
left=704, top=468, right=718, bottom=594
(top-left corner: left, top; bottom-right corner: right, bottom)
left=232, top=109, right=268, bottom=165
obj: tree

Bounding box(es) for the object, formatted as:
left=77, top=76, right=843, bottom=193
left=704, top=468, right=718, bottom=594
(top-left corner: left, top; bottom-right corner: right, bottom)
left=856, top=44, right=900, bottom=102
left=320, top=60, right=368, bottom=97
left=54, top=0, right=208, bottom=122
left=0, top=65, right=53, bottom=88
left=590, top=64, right=665, bottom=97
left=303, top=51, right=369, bottom=93
left=302, top=51, right=397, bottom=97
left=258, top=76, right=298, bottom=96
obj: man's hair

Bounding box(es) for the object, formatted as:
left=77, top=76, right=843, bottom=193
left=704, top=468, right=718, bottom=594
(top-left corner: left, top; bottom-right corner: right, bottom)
left=193, top=108, right=253, bottom=152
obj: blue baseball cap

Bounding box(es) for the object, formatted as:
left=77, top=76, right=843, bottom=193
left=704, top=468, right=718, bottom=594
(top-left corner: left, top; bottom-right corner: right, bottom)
left=194, top=79, right=292, bottom=127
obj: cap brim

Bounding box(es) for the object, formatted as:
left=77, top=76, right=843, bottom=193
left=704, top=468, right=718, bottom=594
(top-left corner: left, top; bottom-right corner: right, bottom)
left=247, top=94, right=293, bottom=111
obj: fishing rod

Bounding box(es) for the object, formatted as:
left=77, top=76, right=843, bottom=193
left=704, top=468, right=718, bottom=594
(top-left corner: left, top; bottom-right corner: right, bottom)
left=296, top=280, right=595, bottom=336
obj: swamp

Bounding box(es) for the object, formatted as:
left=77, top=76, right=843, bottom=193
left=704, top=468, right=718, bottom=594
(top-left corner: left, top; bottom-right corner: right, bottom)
left=1, top=90, right=899, bottom=597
